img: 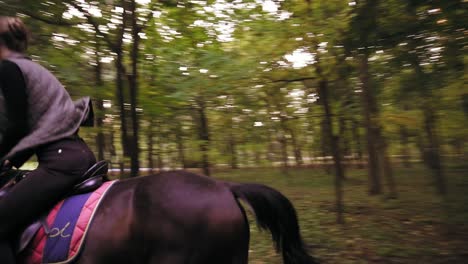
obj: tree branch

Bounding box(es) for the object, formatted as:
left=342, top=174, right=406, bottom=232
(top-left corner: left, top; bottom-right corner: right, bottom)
left=20, top=9, right=79, bottom=26
left=271, top=77, right=316, bottom=83
left=138, top=1, right=158, bottom=33
left=68, top=1, right=118, bottom=53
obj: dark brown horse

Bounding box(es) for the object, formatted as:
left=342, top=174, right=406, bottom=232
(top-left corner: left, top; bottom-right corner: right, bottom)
left=29, top=171, right=317, bottom=264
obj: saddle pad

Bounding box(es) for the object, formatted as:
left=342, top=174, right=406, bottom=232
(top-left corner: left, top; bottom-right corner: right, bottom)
left=19, top=180, right=117, bottom=264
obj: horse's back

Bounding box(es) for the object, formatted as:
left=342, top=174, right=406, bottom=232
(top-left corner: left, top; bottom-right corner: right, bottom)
left=78, top=171, right=248, bottom=264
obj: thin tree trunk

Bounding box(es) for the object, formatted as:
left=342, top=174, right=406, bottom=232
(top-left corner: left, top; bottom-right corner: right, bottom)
left=317, top=79, right=345, bottom=224
left=109, top=130, right=116, bottom=157
left=155, top=125, right=163, bottom=172
left=266, top=131, right=275, bottom=164
left=116, top=50, right=129, bottom=157
left=423, top=106, right=446, bottom=195
left=352, top=120, right=364, bottom=169
left=279, top=131, right=289, bottom=170
left=110, top=127, right=123, bottom=177
left=147, top=120, right=154, bottom=174
left=93, top=36, right=105, bottom=161
left=403, top=0, right=446, bottom=194
left=378, top=132, right=397, bottom=199
left=411, top=51, right=446, bottom=195
left=175, top=122, right=186, bottom=169
left=307, top=131, right=315, bottom=165
left=158, top=137, right=164, bottom=171
left=254, top=148, right=261, bottom=167
left=399, top=125, right=411, bottom=168
left=338, top=116, right=348, bottom=178
left=237, top=147, right=244, bottom=168
left=95, top=99, right=106, bottom=161
left=359, top=52, right=382, bottom=195
left=128, top=0, right=140, bottom=177
left=278, top=116, right=291, bottom=170
left=320, top=118, right=332, bottom=174
left=197, top=102, right=210, bottom=176
left=229, top=131, right=238, bottom=169
left=289, top=129, right=303, bottom=167
left=113, top=3, right=130, bottom=159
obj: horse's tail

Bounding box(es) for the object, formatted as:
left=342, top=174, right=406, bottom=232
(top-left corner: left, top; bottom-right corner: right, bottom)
left=229, top=183, right=318, bottom=264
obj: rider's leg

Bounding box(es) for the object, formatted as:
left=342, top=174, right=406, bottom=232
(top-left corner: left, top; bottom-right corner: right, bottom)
left=0, top=136, right=96, bottom=261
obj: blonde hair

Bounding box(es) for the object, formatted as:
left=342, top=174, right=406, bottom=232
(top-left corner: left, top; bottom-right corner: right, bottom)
left=0, top=16, right=29, bottom=53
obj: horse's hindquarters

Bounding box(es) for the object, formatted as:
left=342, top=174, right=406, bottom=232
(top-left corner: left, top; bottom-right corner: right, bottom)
left=76, top=179, right=142, bottom=264
left=77, top=172, right=249, bottom=264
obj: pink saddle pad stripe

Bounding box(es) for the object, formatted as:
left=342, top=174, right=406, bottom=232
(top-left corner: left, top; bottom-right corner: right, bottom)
left=68, top=180, right=115, bottom=257
left=19, top=200, right=64, bottom=264
left=19, top=180, right=116, bottom=264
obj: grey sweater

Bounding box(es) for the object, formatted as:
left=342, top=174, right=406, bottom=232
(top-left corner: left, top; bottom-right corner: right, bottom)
left=0, top=52, right=93, bottom=167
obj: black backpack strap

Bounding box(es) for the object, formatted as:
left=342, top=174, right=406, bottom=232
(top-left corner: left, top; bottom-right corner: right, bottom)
left=0, top=60, right=30, bottom=166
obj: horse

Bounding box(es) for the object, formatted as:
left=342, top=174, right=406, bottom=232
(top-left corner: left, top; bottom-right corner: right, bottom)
left=15, top=170, right=317, bottom=264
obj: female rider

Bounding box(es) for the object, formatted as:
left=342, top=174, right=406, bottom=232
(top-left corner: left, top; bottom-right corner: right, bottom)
left=0, top=17, right=96, bottom=263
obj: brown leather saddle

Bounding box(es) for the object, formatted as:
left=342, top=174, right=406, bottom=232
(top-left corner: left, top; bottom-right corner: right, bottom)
left=0, top=160, right=109, bottom=253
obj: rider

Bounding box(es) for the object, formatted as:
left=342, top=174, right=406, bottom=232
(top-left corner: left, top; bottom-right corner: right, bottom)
left=0, top=17, right=96, bottom=263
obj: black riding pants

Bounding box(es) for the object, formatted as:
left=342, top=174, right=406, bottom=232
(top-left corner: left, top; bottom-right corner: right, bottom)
left=0, top=136, right=96, bottom=263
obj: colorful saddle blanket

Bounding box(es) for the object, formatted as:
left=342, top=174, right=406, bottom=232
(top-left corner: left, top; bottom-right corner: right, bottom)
left=18, top=180, right=117, bottom=264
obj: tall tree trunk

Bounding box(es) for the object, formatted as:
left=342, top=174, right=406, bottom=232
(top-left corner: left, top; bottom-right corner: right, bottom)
left=147, top=120, right=154, bottom=173
left=411, top=52, right=446, bottom=195
left=95, top=99, right=106, bottom=161
left=93, top=37, right=105, bottom=161
left=278, top=130, right=289, bottom=170
left=339, top=117, right=351, bottom=154
left=116, top=49, right=129, bottom=158
left=266, top=131, right=275, bottom=164
left=109, top=130, right=117, bottom=158
left=289, top=129, right=303, bottom=166
left=307, top=145, right=315, bottom=166
left=175, top=122, right=186, bottom=169
left=128, top=0, right=140, bottom=177
left=237, top=147, right=245, bottom=168
left=399, top=125, right=411, bottom=168
left=317, top=79, right=345, bottom=224
left=111, top=2, right=130, bottom=159
left=338, top=116, right=348, bottom=178
left=423, top=105, right=446, bottom=195
left=359, top=52, right=382, bottom=195
left=197, top=102, right=210, bottom=176
left=254, top=148, right=261, bottom=167
left=320, top=118, right=332, bottom=174
left=377, top=131, right=397, bottom=199
left=226, top=113, right=239, bottom=169
left=352, top=119, right=364, bottom=169
left=278, top=115, right=291, bottom=170
left=154, top=125, right=163, bottom=171
left=158, top=137, right=164, bottom=171
left=229, top=131, right=238, bottom=169
left=405, top=1, right=446, bottom=195
left=307, top=127, right=315, bottom=165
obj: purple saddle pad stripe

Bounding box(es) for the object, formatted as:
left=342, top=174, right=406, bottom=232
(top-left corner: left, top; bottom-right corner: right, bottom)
left=43, top=192, right=93, bottom=263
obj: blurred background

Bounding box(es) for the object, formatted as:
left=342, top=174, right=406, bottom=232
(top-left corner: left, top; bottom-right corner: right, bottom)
left=2, top=0, right=467, bottom=263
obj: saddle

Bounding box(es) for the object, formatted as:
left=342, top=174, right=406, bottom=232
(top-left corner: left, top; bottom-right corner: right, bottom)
left=0, top=160, right=109, bottom=254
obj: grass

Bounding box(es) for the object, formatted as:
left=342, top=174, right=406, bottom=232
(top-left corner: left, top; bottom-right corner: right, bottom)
left=212, top=164, right=468, bottom=264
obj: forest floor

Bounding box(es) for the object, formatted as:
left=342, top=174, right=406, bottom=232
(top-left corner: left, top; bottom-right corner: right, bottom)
left=212, top=163, right=468, bottom=264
